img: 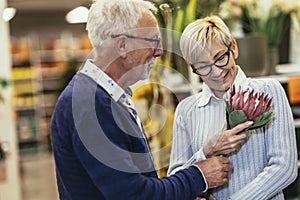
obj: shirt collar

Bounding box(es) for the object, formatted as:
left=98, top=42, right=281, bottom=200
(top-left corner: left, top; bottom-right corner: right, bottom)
left=197, top=65, right=249, bottom=107
left=79, top=59, right=126, bottom=102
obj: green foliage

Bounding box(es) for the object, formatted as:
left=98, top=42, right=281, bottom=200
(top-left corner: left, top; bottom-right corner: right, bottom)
left=228, top=110, right=248, bottom=129
left=173, top=9, right=184, bottom=33
left=219, top=0, right=297, bottom=48
left=155, top=0, right=223, bottom=34
left=153, top=0, right=222, bottom=78
left=185, top=0, right=197, bottom=27
left=249, top=111, right=273, bottom=130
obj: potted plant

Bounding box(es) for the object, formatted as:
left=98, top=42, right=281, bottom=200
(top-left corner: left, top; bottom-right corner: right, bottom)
left=219, top=0, right=300, bottom=74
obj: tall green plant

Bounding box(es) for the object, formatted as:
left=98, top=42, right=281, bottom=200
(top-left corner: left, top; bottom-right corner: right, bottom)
left=172, top=0, right=196, bottom=41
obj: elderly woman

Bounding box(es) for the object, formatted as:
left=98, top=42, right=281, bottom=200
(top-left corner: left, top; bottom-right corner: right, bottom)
left=168, top=15, right=297, bottom=199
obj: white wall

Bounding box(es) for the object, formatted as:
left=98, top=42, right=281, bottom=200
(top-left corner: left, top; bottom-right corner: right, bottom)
left=0, top=0, right=22, bottom=199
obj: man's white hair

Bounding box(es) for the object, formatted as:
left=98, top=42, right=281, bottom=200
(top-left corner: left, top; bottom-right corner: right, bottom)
left=86, top=0, right=157, bottom=48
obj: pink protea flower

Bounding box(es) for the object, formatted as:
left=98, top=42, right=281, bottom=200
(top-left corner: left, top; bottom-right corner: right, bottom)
left=226, top=85, right=273, bottom=130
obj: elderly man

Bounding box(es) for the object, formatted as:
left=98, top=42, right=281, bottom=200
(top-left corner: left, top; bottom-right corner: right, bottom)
left=50, top=1, right=250, bottom=199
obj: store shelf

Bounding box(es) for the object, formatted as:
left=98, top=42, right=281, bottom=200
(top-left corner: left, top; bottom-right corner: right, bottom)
left=13, top=78, right=36, bottom=83
left=10, top=37, right=42, bottom=156
left=16, top=107, right=36, bottom=116
left=294, top=118, right=300, bottom=128
left=19, top=138, right=39, bottom=146
left=259, top=63, right=300, bottom=83
left=10, top=33, right=92, bottom=156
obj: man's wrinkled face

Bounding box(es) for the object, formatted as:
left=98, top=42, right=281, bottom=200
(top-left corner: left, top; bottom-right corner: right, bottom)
left=122, top=12, right=163, bottom=83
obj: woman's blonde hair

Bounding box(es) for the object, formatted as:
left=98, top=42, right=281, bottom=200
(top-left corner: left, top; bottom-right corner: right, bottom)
left=180, top=15, right=234, bottom=64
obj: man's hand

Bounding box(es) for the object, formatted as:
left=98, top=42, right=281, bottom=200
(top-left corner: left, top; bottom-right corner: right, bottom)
left=195, top=192, right=216, bottom=200
left=194, top=156, right=231, bottom=189
left=203, top=121, right=253, bottom=157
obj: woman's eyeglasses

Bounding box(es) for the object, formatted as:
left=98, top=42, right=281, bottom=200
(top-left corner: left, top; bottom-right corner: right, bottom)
left=191, top=44, right=232, bottom=76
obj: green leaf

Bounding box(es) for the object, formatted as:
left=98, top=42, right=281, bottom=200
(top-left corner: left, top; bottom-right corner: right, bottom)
left=174, top=9, right=184, bottom=33
left=185, top=0, right=197, bottom=25
left=228, top=110, right=248, bottom=129
left=247, top=111, right=273, bottom=130
left=0, top=78, right=10, bottom=88
left=225, top=101, right=231, bottom=114
left=225, top=101, right=231, bottom=126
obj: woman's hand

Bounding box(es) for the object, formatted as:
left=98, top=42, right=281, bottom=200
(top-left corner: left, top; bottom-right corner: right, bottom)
left=203, top=121, right=253, bottom=157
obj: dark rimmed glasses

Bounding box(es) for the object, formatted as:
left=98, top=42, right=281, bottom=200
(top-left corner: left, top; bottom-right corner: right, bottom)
left=111, top=33, right=161, bottom=52
left=191, top=44, right=232, bottom=76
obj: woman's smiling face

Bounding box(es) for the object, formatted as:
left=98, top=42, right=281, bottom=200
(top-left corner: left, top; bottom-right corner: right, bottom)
left=197, top=41, right=239, bottom=98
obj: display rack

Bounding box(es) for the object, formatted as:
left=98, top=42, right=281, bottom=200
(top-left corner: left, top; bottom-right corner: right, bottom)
left=11, top=33, right=92, bottom=155
left=11, top=37, right=42, bottom=155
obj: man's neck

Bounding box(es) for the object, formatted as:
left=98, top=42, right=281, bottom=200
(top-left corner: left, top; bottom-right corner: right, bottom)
left=93, top=58, right=130, bottom=90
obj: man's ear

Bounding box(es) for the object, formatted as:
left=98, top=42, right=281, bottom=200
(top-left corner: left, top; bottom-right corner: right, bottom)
left=232, top=39, right=239, bottom=59
left=116, top=37, right=127, bottom=59
left=120, top=39, right=126, bottom=50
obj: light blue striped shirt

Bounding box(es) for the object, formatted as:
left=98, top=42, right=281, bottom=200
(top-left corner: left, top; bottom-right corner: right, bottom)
left=168, top=67, right=298, bottom=200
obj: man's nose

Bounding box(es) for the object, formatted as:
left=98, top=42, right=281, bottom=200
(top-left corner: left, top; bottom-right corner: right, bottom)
left=153, top=42, right=163, bottom=57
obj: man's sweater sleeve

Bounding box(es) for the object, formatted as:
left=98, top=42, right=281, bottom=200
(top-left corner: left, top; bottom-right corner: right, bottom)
left=73, top=129, right=207, bottom=200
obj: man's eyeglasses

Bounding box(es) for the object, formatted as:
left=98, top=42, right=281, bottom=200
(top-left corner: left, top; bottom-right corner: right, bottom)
left=191, top=44, right=232, bottom=76
left=111, top=33, right=161, bottom=52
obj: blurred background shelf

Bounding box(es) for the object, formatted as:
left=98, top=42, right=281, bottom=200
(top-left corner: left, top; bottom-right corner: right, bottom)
left=10, top=33, right=92, bottom=157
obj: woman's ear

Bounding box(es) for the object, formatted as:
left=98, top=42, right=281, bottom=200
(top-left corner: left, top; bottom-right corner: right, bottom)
left=232, top=39, right=239, bottom=59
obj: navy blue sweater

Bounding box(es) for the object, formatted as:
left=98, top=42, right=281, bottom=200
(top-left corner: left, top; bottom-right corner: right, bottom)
left=50, top=72, right=206, bottom=200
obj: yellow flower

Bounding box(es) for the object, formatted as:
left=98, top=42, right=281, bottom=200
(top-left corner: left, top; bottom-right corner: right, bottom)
left=132, top=83, right=153, bottom=100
